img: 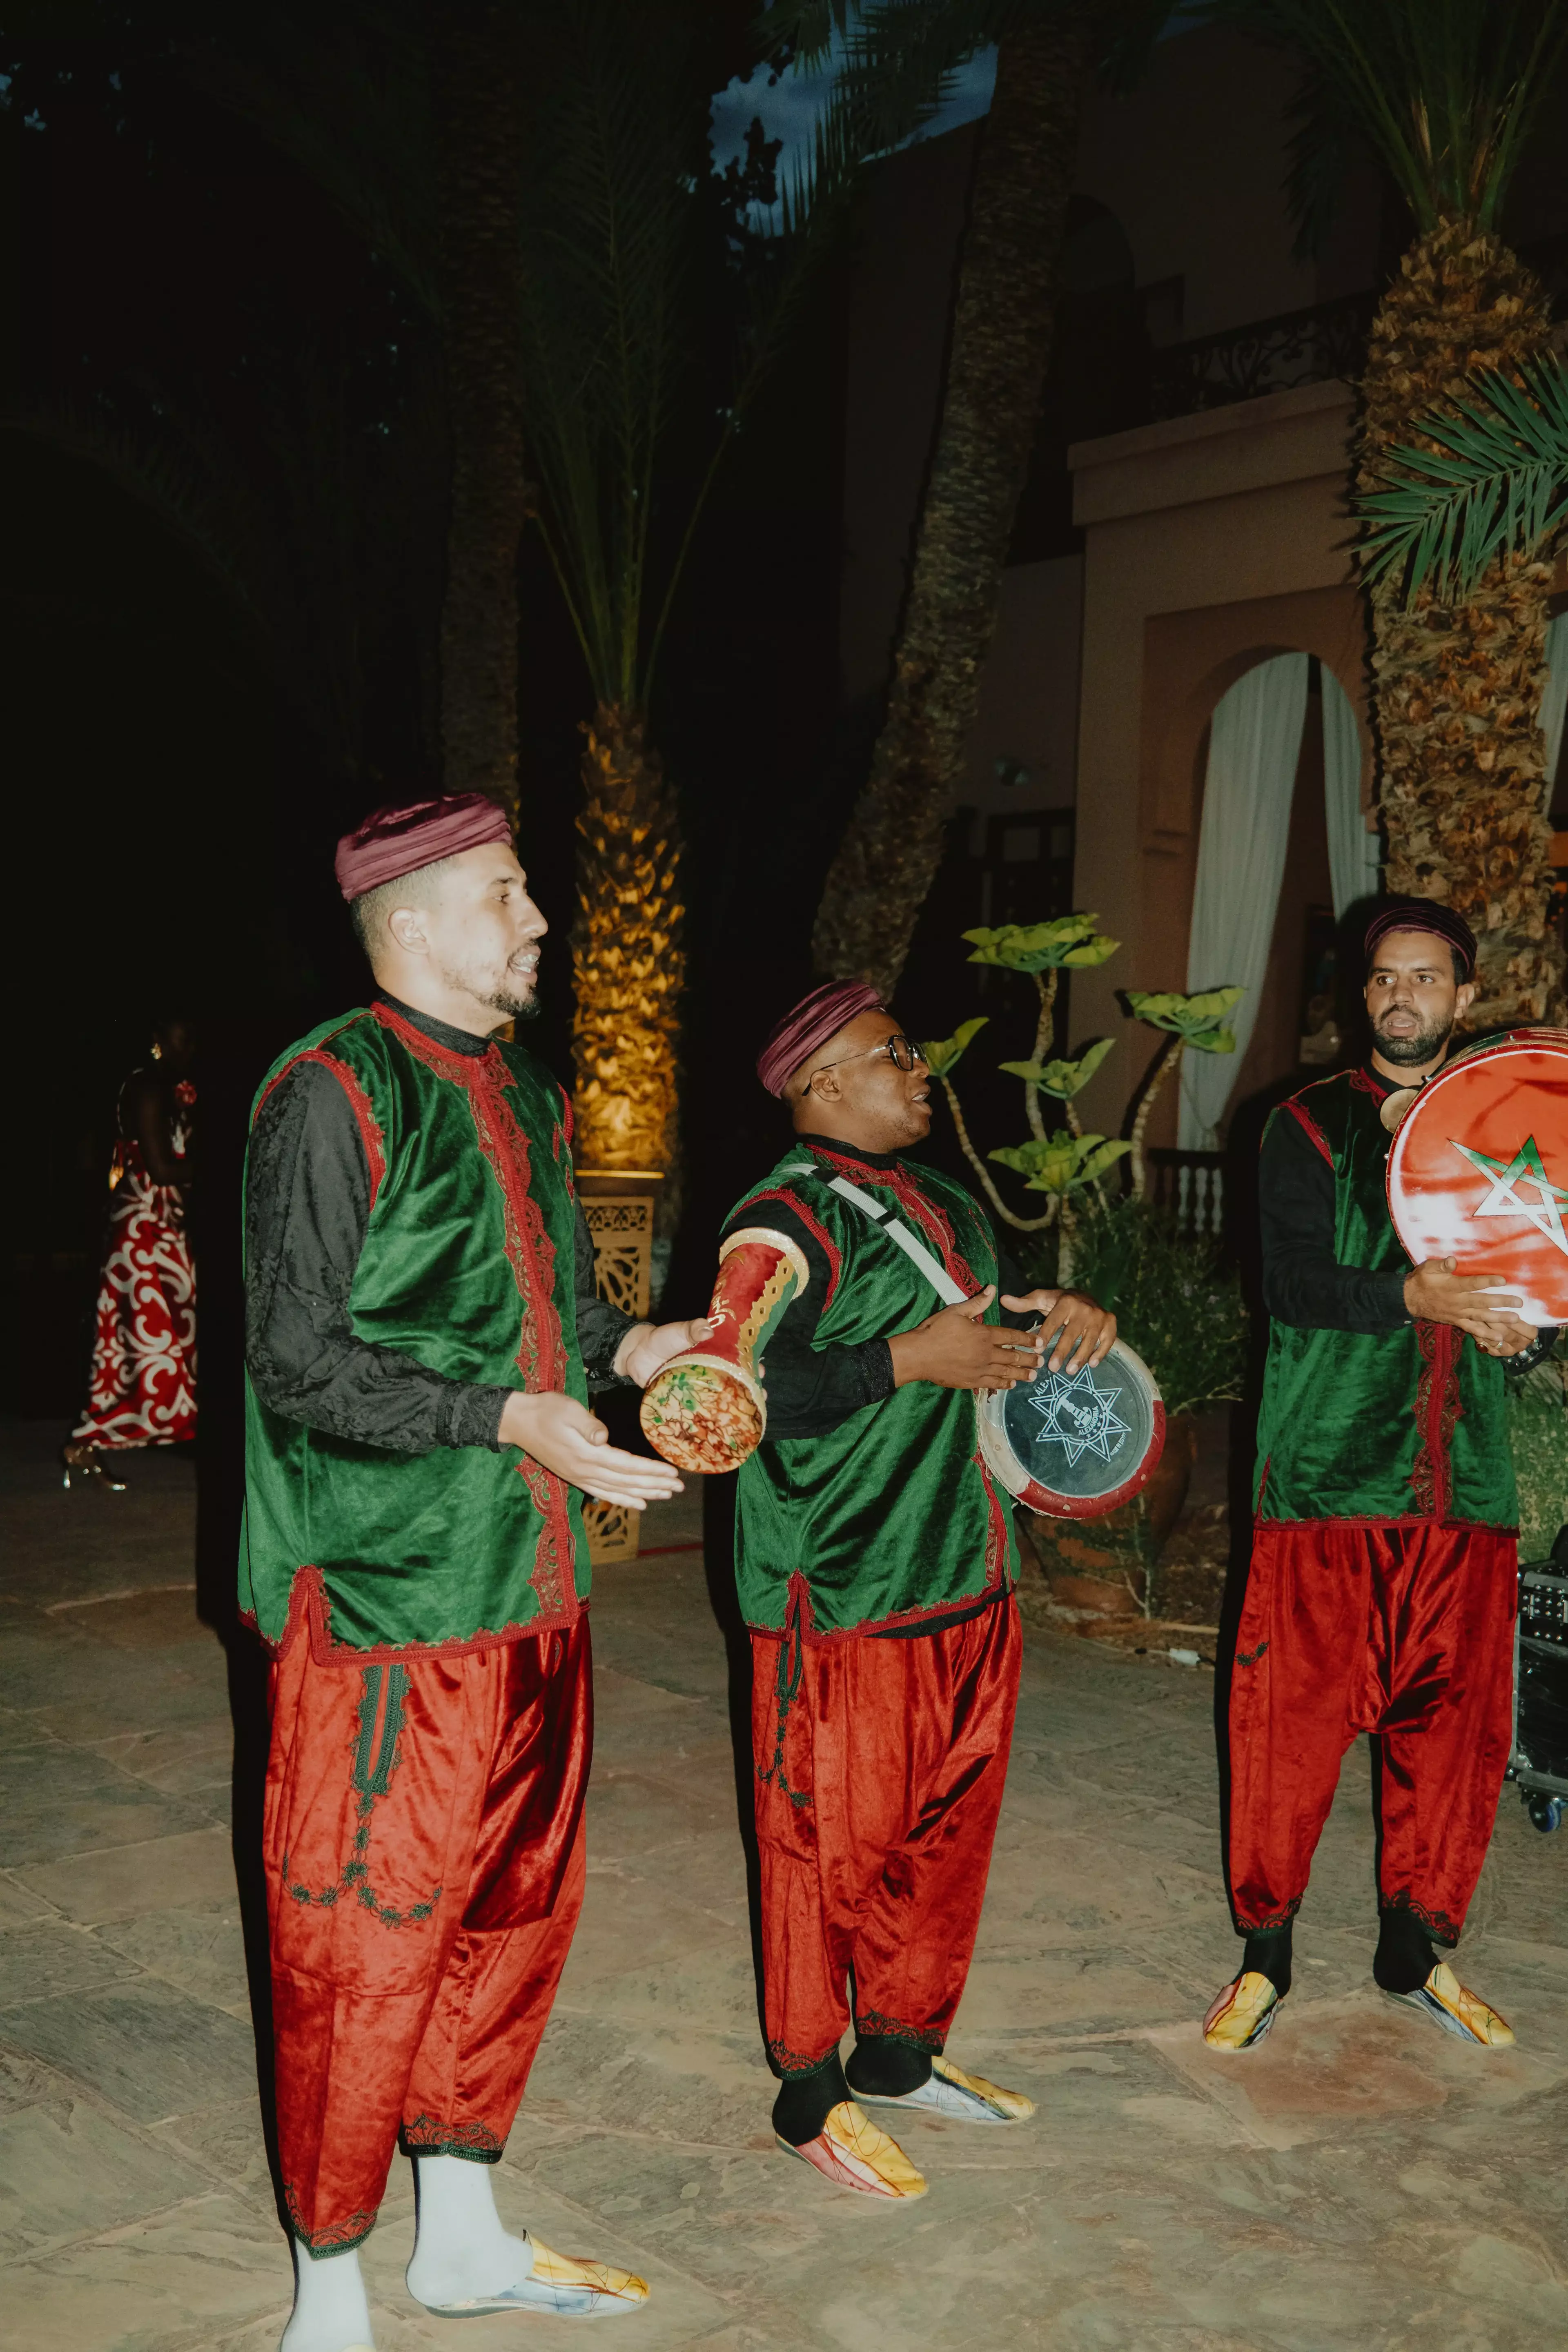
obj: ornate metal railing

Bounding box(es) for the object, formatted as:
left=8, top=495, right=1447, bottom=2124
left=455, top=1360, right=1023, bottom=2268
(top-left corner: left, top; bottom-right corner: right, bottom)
left=1147, top=233, right=1568, bottom=424
left=1149, top=290, right=1377, bottom=420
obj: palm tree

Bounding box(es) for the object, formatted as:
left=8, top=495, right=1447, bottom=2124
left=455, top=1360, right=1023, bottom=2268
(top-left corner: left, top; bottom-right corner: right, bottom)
left=1219, top=0, right=1568, bottom=1025
left=764, top=2, right=1174, bottom=997
left=518, top=0, right=858, bottom=1175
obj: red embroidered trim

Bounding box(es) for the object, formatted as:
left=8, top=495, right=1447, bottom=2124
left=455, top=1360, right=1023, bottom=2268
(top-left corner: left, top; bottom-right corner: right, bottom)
left=1252, top=1511, right=1512, bottom=1532
left=760, top=1573, right=1013, bottom=1645
left=1409, top=1319, right=1457, bottom=1521
left=270, top=1565, right=581, bottom=1666
left=252, top=1026, right=389, bottom=1209
left=1349, top=1066, right=1386, bottom=1098
left=1282, top=1098, right=1334, bottom=1170
left=559, top=1087, right=575, bottom=1148
left=371, top=1003, right=579, bottom=1619
left=800, top=1144, right=983, bottom=1294
left=748, top=1187, right=843, bottom=1304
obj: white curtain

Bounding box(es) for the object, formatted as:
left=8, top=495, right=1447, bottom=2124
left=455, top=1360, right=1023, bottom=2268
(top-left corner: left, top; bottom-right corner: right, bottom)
left=1322, top=668, right=1378, bottom=918
left=1542, top=610, right=1568, bottom=786
left=1179, top=652, right=1310, bottom=1150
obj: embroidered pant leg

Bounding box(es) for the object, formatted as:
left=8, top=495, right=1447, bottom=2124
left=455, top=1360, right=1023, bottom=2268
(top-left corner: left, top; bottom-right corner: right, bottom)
left=401, top=1619, right=592, bottom=2156
left=1368, top=1526, right=1516, bottom=1945
left=265, top=1615, right=589, bottom=2253
left=750, top=1598, right=1020, bottom=2073
left=849, top=1595, right=1022, bottom=2053
left=1225, top=1521, right=1373, bottom=1932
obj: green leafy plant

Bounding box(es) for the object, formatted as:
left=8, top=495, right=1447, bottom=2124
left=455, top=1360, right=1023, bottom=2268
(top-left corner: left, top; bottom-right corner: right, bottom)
left=1038, top=1195, right=1247, bottom=1420
left=1123, top=987, right=1242, bottom=1196
left=990, top=1131, right=1132, bottom=1197
left=1507, top=1356, right=1568, bottom=1559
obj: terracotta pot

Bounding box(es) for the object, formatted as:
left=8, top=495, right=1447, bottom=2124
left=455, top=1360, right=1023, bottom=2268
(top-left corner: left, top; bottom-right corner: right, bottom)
left=1025, top=1411, right=1198, bottom=1607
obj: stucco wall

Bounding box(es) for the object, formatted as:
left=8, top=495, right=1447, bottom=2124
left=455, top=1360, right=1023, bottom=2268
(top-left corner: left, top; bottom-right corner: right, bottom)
left=1067, top=379, right=1366, bottom=1144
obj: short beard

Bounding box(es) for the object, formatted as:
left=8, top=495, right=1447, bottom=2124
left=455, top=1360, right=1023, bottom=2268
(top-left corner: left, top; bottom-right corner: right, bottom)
left=437, top=960, right=540, bottom=1024
left=1373, top=1011, right=1453, bottom=1067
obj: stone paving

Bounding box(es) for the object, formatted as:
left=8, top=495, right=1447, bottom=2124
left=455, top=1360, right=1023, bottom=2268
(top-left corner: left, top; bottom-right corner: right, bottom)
left=4, top=1414, right=1568, bottom=2351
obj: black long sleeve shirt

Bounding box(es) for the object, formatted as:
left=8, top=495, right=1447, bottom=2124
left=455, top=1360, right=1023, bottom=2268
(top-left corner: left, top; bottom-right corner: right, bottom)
left=720, top=1135, right=1034, bottom=1441
left=1259, top=1067, right=1411, bottom=1333
left=243, top=995, right=638, bottom=1454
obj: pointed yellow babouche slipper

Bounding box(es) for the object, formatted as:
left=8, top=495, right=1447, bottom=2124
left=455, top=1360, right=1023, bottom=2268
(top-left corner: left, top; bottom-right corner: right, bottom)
left=416, top=2234, right=650, bottom=2318
left=1388, top=1961, right=1515, bottom=2047
left=856, top=2054, right=1034, bottom=2123
left=778, top=2099, right=928, bottom=2198
left=1202, top=1969, right=1281, bottom=2051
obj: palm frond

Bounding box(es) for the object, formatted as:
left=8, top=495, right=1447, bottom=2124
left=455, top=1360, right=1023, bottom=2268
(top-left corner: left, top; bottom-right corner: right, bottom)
left=1205, top=0, right=1568, bottom=245
left=1355, top=355, right=1568, bottom=603
left=176, top=5, right=439, bottom=316
left=518, top=0, right=703, bottom=704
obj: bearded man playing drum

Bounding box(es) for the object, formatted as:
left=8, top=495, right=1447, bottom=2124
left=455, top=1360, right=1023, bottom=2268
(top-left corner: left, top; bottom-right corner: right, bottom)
left=1204, top=903, right=1529, bottom=2055
left=726, top=981, right=1116, bottom=2200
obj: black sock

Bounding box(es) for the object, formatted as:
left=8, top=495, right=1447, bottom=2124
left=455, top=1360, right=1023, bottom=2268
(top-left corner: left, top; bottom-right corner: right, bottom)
left=1241, top=1922, right=1293, bottom=1998
left=844, top=2037, right=933, bottom=2099
left=1373, top=1907, right=1437, bottom=1995
left=772, top=2051, right=849, bottom=2147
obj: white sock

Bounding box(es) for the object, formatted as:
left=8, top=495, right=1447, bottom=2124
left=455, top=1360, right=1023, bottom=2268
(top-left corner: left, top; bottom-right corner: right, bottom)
left=405, top=2154, right=534, bottom=2307
left=278, top=2238, right=374, bottom=2352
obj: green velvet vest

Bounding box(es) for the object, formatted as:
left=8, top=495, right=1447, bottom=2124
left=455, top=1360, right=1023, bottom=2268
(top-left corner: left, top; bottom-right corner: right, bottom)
left=728, top=1144, right=1018, bottom=1635
left=240, top=1003, right=590, bottom=1657
left=1255, top=1067, right=1516, bottom=1529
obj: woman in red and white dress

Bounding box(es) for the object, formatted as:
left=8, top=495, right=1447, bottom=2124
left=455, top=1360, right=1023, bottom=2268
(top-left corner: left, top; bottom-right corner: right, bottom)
left=63, top=1020, right=198, bottom=1486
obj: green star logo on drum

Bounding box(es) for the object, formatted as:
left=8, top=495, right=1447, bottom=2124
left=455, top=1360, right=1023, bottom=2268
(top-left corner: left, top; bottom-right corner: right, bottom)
left=1452, top=1135, right=1568, bottom=1258
left=1028, top=1366, right=1132, bottom=1467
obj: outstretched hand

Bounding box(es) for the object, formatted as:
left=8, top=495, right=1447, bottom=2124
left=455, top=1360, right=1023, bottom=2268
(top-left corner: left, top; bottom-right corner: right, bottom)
left=1403, top=1257, right=1536, bottom=1358
left=498, top=1391, right=684, bottom=1507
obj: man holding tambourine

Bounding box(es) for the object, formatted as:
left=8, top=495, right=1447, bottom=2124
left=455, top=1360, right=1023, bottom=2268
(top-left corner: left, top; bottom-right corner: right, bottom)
left=1205, top=902, right=1528, bottom=2056
left=713, top=980, right=1118, bottom=2203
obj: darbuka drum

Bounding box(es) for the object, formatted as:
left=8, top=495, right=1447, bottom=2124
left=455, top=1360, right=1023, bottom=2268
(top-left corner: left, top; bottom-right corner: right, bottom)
left=1387, top=1029, right=1568, bottom=1327
left=978, top=1337, right=1165, bottom=1518
left=639, top=1228, right=810, bottom=1474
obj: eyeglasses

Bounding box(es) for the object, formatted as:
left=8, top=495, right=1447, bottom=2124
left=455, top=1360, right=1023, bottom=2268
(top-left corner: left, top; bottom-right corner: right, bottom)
left=806, top=1033, right=928, bottom=1086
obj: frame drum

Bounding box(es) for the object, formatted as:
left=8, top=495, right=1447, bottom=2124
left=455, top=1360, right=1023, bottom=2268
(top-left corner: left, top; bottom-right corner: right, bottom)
left=1386, top=1029, right=1568, bottom=1327
left=978, top=1337, right=1165, bottom=1519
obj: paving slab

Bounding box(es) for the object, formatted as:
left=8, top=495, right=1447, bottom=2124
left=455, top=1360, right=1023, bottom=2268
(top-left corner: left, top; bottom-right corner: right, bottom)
left=4, top=1414, right=1568, bottom=2350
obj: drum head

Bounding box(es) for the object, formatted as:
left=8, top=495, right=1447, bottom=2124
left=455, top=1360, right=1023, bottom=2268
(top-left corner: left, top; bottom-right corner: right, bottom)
left=1387, top=1032, right=1568, bottom=1326
left=979, top=1338, right=1165, bottom=1519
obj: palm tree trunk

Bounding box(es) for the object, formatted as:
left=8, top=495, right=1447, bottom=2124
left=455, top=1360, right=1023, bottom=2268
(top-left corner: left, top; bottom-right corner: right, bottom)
left=810, top=9, right=1096, bottom=994
left=431, top=2, right=526, bottom=815
left=1357, top=218, right=1562, bottom=1025
left=571, top=704, right=685, bottom=1175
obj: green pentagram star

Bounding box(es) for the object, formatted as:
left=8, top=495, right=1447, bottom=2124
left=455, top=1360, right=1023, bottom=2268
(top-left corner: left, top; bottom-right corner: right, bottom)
left=1451, top=1134, right=1568, bottom=1259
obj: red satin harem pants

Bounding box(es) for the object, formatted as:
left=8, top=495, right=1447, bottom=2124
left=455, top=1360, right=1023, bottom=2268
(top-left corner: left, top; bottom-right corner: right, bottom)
left=1225, top=1521, right=1516, bottom=1944
left=264, top=1612, right=590, bottom=2255
left=750, top=1592, right=1021, bottom=2074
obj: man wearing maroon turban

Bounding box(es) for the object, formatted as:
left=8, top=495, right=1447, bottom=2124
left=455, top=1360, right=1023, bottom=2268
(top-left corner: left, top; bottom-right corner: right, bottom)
left=243, top=793, right=712, bottom=2348
left=1204, top=902, right=1528, bottom=2058
left=724, top=982, right=1116, bottom=2200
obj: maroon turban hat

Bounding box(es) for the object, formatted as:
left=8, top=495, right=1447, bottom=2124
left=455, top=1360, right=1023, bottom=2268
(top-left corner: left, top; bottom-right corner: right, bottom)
left=334, top=792, right=512, bottom=902
left=756, top=980, right=888, bottom=1098
left=1363, top=899, right=1477, bottom=983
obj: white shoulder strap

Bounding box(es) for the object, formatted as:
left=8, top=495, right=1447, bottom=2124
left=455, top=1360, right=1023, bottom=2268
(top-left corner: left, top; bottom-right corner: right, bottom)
left=775, top=1160, right=966, bottom=1308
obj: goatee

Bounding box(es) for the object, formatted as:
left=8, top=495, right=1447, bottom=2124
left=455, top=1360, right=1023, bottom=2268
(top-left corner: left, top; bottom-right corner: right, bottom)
left=1374, top=1013, right=1453, bottom=1067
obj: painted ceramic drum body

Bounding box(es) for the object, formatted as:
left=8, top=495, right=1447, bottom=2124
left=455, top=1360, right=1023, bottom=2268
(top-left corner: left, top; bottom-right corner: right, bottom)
left=1387, top=1030, right=1568, bottom=1328
left=978, top=1338, right=1166, bottom=1519
left=639, top=1227, right=810, bottom=1474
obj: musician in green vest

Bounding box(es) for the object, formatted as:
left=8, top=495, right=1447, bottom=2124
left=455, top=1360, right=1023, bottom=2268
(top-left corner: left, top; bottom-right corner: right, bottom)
left=729, top=981, right=1116, bottom=2201
left=1203, top=903, right=1527, bottom=2058
left=243, top=793, right=708, bottom=2352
